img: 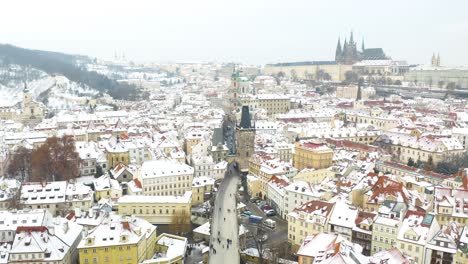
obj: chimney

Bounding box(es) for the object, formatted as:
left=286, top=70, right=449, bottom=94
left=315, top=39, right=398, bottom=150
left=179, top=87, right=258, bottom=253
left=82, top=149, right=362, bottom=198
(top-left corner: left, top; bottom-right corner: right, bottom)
left=459, top=199, right=463, bottom=214
left=63, top=221, right=69, bottom=234
left=48, top=226, right=55, bottom=236
left=399, top=209, right=405, bottom=223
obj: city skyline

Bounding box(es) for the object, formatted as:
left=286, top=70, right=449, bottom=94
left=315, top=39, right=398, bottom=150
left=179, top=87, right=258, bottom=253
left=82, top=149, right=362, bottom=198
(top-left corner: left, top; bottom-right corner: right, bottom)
left=1, top=0, right=468, bottom=65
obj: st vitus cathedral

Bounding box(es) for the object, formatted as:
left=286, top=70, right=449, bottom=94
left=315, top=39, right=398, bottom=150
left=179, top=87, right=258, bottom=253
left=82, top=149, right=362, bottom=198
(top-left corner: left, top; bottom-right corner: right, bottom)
left=335, top=31, right=388, bottom=64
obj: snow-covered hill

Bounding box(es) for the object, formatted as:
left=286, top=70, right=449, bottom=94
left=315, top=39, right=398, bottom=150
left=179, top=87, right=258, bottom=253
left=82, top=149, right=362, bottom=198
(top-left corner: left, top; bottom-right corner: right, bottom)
left=0, top=65, right=99, bottom=109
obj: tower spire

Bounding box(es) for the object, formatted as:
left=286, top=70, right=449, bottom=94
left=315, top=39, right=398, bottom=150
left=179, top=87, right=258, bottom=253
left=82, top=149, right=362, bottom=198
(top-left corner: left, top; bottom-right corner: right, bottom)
left=350, top=31, right=354, bottom=44
left=335, top=38, right=342, bottom=63
left=431, top=53, right=436, bottom=66
left=361, top=38, right=365, bottom=51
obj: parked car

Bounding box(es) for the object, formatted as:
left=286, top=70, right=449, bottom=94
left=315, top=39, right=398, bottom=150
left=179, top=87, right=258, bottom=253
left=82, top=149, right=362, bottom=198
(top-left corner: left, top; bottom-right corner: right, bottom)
left=242, top=211, right=252, bottom=216
left=257, top=201, right=267, bottom=207
left=249, top=215, right=263, bottom=224
left=256, top=200, right=263, bottom=206
left=250, top=198, right=258, bottom=203
left=262, top=206, right=273, bottom=212
left=260, top=204, right=271, bottom=210
left=263, top=219, right=276, bottom=229
left=265, top=210, right=276, bottom=217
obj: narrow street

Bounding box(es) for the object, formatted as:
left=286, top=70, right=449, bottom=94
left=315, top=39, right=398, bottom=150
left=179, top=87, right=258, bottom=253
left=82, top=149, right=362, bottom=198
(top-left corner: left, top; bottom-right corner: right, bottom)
left=208, top=162, right=240, bottom=263
left=240, top=199, right=289, bottom=249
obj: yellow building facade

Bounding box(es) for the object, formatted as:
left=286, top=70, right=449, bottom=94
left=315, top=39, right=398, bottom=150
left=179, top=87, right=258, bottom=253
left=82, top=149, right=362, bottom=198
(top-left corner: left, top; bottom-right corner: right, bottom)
left=287, top=201, right=334, bottom=248
left=78, top=215, right=157, bottom=264
left=293, top=168, right=334, bottom=184
left=118, top=192, right=192, bottom=225
left=191, top=177, right=215, bottom=206
left=293, top=142, right=333, bottom=171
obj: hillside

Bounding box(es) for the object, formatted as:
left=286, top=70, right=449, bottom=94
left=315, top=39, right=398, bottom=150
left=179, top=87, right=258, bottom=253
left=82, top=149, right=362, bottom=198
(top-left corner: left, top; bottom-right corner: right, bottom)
left=0, top=44, right=143, bottom=100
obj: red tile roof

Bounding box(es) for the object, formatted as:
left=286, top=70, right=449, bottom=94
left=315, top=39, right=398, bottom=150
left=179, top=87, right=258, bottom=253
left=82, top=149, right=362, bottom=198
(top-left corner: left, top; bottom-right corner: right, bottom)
left=369, top=176, right=409, bottom=203
left=16, top=226, right=48, bottom=234
left=66, top=212, right=75, bottom=220
left=122, top=221, right=131, bottom=231
left=293, top=200, right=334, bottom=216
left=133, top=178, right=142, bottom=189
left=302, top=142, right=326, bottom=149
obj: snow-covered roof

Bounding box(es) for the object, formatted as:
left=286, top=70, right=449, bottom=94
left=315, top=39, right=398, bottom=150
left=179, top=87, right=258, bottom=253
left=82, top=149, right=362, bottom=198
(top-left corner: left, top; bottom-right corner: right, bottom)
left=20, top=182, right=67, bottom=205
left=141, top=159, right=194, bottom=179
left=78, top=214, right=156, bottom=249
left=144, top=233, right=187, bottom=263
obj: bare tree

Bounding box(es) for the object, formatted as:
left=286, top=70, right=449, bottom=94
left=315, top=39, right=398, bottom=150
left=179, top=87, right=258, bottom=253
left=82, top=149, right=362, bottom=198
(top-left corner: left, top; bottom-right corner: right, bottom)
left=243, top=221, right=274, bottom=264
left=167, top=209, right=191, bottom=236
left=7, top=147, right=32, bottom=181
left=270, top=243, right=295, bottom=264
left=31, top=136, right=81, bottom=182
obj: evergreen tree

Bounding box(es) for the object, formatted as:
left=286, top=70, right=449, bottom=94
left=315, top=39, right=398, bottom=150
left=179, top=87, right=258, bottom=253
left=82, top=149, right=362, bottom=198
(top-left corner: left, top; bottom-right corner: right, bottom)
left=407, top=157, right=415, bottom=167
left=356, top=85, right=362, bottom=101
left=424, top=156, right=436, bottom=171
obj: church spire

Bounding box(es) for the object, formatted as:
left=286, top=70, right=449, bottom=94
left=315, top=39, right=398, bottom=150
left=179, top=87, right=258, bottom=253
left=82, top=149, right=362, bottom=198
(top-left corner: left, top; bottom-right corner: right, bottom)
left=23, top=82, right=29, bottom=93
left=350, top=31, right=354, bottom=44
left=239, top=105, right=252, bottom=129
left=335, top=38, right=342, bottom=63
left=436, top=53, right=441, bottom=66
left=361, top=38, right=365, bottom=51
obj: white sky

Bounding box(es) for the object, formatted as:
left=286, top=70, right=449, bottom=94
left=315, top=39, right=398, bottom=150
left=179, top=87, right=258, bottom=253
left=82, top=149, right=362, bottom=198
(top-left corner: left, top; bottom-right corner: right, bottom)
left=1, top=0, right=468, bottom=66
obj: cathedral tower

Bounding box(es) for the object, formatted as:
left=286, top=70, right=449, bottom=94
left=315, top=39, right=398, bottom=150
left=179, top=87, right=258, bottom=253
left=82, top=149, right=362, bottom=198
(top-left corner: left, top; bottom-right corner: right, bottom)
left=335, top=38, right=342, bottom=63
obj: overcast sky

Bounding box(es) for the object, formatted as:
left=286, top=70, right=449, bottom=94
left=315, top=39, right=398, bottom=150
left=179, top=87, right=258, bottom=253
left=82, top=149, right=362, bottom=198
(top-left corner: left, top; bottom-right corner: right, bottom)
left=1, top=0, right=468, bottom=66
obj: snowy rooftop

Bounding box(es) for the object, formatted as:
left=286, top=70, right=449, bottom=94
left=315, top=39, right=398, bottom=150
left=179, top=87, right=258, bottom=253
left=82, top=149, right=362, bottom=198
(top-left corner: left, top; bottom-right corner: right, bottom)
left=141, top=159, right=194, bottom=179
left=78, top=214, right=156, bottom=249
left=20, top=181, right=67, bottom=205
left=146, top=233, right=187, bottom=263
left=192, top=177, right=215, bottom=188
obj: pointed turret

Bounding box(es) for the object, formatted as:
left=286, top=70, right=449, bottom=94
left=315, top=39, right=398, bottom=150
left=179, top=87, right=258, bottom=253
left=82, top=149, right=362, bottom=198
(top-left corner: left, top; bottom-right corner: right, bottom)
left=436, top=53, right=441, bottom=66
left=431, top=53, right=436, bottom=66
left=350, top=31, right=354, bottom=44
left=239, top=105, right=252, bottom=129
left=361, top=38, right=365, bottom=51
left=335, top=38, right=342, bottom=63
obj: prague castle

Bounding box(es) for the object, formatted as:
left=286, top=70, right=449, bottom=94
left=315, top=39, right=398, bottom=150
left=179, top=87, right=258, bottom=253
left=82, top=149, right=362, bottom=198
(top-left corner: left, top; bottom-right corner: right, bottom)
left=264, top=31, right=390, bottom=81
left=335, top=31, right=387, bottom=64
